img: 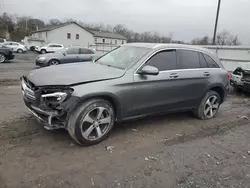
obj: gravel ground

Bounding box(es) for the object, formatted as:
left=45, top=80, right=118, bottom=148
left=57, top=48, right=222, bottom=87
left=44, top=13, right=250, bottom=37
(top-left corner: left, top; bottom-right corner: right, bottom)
left=1, top=53, right=250, bottom=188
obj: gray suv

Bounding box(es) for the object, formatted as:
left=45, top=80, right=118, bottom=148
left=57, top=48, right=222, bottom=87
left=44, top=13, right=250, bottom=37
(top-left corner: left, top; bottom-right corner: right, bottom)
left=21, top=43, right=229, bottom=146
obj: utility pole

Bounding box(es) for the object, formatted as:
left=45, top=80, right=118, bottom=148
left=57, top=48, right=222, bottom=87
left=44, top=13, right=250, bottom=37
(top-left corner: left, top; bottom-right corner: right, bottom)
left=213, top=0, right=221, bottom=44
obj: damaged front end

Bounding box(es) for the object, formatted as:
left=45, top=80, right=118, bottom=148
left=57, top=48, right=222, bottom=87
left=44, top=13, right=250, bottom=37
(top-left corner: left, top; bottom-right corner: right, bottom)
left=21, top=76, right=77, bottom=130
left=242, top=70, right=250, bottom=92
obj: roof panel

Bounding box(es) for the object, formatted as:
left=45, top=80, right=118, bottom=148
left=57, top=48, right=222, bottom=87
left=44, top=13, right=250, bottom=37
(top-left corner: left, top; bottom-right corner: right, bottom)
left=90, top=30, right=127, bottom=40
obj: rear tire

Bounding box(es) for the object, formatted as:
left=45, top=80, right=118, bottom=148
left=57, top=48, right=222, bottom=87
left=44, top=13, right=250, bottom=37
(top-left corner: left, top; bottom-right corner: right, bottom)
left=68, top=98, right=115, bottom=146
left=30, top=46, right=35, bottom=51
left=0, top=53, right=6, bottom=63
left=40, top=49, right=46, bottom=54
left=194, top=90, right=221, bottom=120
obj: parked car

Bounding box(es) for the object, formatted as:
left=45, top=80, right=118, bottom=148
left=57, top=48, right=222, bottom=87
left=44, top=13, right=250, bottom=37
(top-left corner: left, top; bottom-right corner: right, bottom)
left=35, top=46, right=99, bottom=67
left=0, top=46, right=15, bottom=63
left=230, top=63, right=250, bottom=91
left=3, top=41, right=27, bottom=53
left=35, top=43, right=64, bottom=54
left=21, top=43, right=229, bottom=146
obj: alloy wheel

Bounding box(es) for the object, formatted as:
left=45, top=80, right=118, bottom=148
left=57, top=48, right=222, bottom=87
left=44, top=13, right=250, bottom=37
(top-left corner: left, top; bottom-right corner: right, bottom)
left=204, top=95, right=219, bottom=118
left=50, top=60, right=59, bottom=65
left=0, top=54, right=6, bottom=63
left=81, top=107, right=112, bottom=141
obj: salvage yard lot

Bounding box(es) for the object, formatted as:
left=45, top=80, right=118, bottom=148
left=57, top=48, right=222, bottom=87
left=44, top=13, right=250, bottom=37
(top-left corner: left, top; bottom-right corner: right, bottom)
left=1, top=53, right=250, bottom=188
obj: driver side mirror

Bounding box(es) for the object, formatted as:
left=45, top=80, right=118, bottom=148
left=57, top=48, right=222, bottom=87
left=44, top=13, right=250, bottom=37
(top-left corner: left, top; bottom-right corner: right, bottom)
left=138, top=65, right=159, bottom=76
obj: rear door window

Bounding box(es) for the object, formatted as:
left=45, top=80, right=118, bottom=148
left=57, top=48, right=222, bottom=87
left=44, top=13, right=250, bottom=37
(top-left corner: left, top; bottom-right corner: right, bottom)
left=67, top=48, right=79, bottom=54
left=80, top=48, right=94, bottom=54
left=54, top=45, right=62, bottom=48
left=177, top=50, right=200, bottom=69
left=146, top=50, right=177, bottom=71
left=203, top=54, right=219, bottom=68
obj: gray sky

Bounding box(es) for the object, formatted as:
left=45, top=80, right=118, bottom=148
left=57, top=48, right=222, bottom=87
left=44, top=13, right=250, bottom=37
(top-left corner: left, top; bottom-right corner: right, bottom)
left=1, top=0, right=250, bottom=44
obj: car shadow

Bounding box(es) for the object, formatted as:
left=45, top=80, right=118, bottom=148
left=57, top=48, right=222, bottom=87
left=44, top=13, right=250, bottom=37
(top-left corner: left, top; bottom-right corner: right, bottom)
left=112, top=111, right=194, bottom=134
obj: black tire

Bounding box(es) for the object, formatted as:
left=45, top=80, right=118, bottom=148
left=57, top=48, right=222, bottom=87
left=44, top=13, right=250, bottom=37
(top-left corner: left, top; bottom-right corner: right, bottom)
left=68, top=98, right=115, bottom=146
left=48, top=59, right=60, bottom=66
left=17, top=49, right=23, bottom=53
left=194, top=90, right=221, bottom=120
left=40, top=49, right=46, bottom=54
left=30, top=46, right=35, bottom=51
left=0, top=53, right=6, bottom=63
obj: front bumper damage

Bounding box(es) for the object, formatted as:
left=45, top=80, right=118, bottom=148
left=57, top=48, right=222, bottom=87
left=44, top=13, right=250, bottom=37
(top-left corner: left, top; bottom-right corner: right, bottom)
left=25, top=102, right=62, bottom=130
left=21, top=77, right=77, bottom=130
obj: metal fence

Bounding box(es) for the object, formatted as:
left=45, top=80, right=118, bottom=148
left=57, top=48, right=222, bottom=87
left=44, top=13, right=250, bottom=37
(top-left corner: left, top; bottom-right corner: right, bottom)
left=88, top=44, right=119, bottom=53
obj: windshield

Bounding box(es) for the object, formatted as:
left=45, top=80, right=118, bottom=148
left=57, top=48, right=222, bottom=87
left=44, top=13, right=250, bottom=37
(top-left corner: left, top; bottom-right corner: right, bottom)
left=95, top=46, right=150, bottom=69
left=55, top=48, right=67, bottom=53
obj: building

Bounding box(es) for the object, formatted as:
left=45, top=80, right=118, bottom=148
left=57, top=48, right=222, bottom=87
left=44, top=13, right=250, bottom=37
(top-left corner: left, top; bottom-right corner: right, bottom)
left=30, top=22, right=127, bottom=51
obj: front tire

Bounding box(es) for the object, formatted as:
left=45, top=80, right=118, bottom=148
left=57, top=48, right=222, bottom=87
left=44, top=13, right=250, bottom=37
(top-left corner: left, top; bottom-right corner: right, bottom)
left=48, top=59, right=60, bottom=66
left=17, top=49, right=23, bottom=53
left=0, top=53, right=6, bottom=63
left=68, top=99, right=115, bottom=146
left=194, top=90, right=221, bottom=120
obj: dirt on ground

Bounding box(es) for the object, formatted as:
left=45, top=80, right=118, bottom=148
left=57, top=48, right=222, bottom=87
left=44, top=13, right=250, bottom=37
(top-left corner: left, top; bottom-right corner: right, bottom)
left=1, top=53, right=250, bottom=188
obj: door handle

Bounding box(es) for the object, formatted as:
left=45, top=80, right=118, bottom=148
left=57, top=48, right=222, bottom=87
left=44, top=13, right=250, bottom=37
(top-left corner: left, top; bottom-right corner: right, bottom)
left=170, top=73, right=179, bottom=78
left=204, top=72, right=210, bottom=76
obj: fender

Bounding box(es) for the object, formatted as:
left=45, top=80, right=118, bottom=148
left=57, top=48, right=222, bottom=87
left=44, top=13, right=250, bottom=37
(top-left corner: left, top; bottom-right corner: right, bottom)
left=202, top=83, right=226, bottom=102
left=64, top=92, right=122, bottom=127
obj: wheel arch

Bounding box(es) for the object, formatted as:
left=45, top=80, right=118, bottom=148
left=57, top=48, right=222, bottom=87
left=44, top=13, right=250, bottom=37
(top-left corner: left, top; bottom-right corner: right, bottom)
left=207, top=84, right=226, bottom=103
left=48, top=59, right=61, bottom=65
left=66, top=93, right=122, bottom=125
left=40, top=48, right=47, bottom=53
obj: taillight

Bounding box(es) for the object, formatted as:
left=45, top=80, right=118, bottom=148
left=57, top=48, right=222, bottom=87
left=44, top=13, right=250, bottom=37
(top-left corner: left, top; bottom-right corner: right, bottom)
left=226, top=72, right=230, bottom=79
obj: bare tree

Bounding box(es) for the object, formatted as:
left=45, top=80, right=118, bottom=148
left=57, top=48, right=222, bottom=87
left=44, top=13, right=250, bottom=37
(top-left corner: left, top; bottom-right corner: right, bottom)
left=16, top=17, right=45, bottom=31
left=216, top=30, right=240, bottom=45
left=48, top=19, right=62, bottom=26
left=191, top=36, right=210, bottom=45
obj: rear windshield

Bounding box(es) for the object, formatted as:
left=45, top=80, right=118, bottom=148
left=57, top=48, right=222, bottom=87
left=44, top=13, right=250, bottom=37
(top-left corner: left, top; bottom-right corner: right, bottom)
left=95, top=46, right=150, bottom=70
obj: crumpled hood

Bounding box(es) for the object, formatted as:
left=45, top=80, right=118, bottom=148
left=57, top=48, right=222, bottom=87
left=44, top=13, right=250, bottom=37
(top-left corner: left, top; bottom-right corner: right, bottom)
left=26, top=62, right=125, bottom=86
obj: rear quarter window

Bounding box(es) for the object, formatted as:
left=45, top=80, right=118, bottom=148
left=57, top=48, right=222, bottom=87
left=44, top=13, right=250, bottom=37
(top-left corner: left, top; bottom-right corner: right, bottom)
left=203, top=53, right=219, bottom=68
left=199, top=53, right=208, bottom=68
